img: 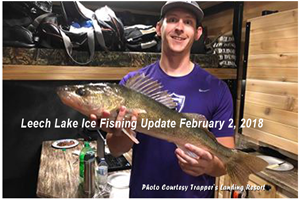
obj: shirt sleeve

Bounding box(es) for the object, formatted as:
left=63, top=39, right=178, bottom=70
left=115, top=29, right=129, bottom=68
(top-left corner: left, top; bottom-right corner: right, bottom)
left=210, top=81, right=234, bottom=138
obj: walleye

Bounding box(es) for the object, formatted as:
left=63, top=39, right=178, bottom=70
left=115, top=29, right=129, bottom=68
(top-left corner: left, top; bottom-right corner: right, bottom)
left=57, top=73, right=268, bottom=186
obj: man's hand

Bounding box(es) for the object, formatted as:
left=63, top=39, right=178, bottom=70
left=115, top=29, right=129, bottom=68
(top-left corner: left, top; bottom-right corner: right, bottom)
left=89, top=106, right=137, bottom=137
left=175, top=143, right=217, bottom=177
left=89, top=106, right=138, bottom=157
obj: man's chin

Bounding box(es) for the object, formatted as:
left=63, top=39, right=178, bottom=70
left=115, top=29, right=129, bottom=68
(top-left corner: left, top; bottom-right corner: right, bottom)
left=168, top=47, right=189, bottom=54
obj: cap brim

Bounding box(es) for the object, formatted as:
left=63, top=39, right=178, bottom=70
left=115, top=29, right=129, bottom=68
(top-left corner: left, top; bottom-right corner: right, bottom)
left=161, top=2, right=204, bottom=23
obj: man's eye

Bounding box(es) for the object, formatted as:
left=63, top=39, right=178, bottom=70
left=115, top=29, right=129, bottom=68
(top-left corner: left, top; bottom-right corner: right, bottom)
left=168, top=18, right=177, bottom=23
left=185, top=20, right=193, bottom=25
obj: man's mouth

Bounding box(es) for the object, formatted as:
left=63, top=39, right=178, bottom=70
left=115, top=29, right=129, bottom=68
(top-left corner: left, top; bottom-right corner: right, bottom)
left=171, top=36, right=186, bottom=41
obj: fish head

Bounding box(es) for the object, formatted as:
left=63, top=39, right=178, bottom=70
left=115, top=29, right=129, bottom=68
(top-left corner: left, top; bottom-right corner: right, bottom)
left=57, top=83, right=124, bottom=117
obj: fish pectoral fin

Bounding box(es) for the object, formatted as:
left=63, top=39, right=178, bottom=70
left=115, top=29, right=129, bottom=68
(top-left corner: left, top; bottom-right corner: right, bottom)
left=176, top=144, right=199, bottom=159
left=127, top=108, right=147, bottom=115
left=122, top=128, right=139, bottom=144
left=117, top=109, right=147, bottom=120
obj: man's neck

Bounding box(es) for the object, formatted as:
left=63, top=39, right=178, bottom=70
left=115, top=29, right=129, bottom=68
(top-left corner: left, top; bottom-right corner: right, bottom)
left=160, top=50, right=194, bottom=77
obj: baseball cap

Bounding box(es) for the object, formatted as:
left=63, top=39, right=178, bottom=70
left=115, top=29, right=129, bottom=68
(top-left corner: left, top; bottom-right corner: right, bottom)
left=160, top=1, right=204, bottom=26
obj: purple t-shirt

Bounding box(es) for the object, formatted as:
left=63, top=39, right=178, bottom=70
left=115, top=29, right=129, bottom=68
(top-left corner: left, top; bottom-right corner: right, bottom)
left=119, top=61, right=234, bottom=198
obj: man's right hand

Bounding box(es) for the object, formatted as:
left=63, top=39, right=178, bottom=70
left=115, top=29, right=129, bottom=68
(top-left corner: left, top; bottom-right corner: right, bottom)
left=89, top=106, right=137, bottom=137
left=89, top=106, right=137, bottom=157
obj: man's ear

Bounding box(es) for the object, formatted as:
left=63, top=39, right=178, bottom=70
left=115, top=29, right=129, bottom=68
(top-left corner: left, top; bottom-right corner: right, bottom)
left=194, top=26, right=203, bottom=41
left=156, top=21, right=162, bottom=37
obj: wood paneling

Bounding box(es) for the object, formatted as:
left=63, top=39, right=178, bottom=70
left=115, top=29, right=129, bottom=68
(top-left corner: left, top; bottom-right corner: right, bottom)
left=248, top=175, right=276, bottom=198
left=243, top=9, right=298, bottom=154
left=243, top=128, right=298, bottom=154
left=248, top=53, right=298, bottom=68
left=202, top=9, right=233, bottom=37
left=249, top=37, right=298, bottom=54
left=248, top=8, right=298, bottom=28
left=244, top=101, right=298, bottom=128
left=250, top=23, right=298, bottom=41
left=201, top=3, right=298, bottom=154
left=246, top=79, right=298, bottom=98
left=244, top=114, right=298, bottom=142
left=245, top=91, right=298, bottom=112
left=244, top=2, right=298, bottom=20
left=246, top=68, right=298, bottom=82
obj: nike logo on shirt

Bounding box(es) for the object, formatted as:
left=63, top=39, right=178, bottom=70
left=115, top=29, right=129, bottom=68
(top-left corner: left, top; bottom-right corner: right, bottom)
left=198, top=89, right=210, bottom=93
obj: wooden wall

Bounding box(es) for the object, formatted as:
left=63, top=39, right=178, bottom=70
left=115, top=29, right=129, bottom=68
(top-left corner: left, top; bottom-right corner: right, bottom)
left=242, top=9, right=298, bottom=154
left=202, top=9, right=234, bottom=37
left=203, top=2, right=298, bottom=38
left=202, top=2, right=298, bottom=155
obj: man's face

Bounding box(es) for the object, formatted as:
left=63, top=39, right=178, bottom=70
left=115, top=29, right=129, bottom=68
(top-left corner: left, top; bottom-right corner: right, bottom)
left=157, top=8, right=202, bottom=54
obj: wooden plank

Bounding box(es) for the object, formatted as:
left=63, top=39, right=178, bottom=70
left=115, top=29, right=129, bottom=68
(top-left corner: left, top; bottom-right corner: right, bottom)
left=243, top=128, right=298, bottom=154
left=244, top=114, right=298, bottom=142
left=248, top=53, right=298, bottom=68
left=204, top=68, right=237, bottom=79
left=203, top=9, right=233, bottom=36
left=206, top=26, right=233, bottom=38
left=3, top=65, right=141, bottom=80
left=214, top=177, right=220, bottom=198
left=244, top=2, right=298, bottom=24
left=248, top=8, right=298, bottom=28
left=246, top=68, right=298, bottom=82
left=37, top=140, right=132, bottom=198
left=245, top=91, right=298, bottom=112
left=37, top=141, right=82, bottom=198
left=2, top=65, right=237, bottom=80
left=276, top=192, right=290, bottom=198
left=248, top=175, right=276, bottom=198
left=246, top=79, right=298, bottom=98
left=244, top=101, right=298, bottom=127
left=199, top=2, right=223, bottom=9
left=250, top=23, right=298, bottom=41
left=249, top=37, right=298, bottom=54
left=275, top=189, right=298, bottom=198
left=246, top=67, right=298, bottom=83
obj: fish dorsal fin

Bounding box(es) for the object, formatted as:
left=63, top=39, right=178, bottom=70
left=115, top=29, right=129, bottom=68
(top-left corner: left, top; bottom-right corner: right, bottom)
left=125, top=73, right=177, bottom=109
left=183, top=113, right=217, bottom=141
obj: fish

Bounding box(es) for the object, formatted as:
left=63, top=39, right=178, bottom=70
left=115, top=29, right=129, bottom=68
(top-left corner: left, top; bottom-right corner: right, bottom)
left=57, top=73, right=268, bottom=186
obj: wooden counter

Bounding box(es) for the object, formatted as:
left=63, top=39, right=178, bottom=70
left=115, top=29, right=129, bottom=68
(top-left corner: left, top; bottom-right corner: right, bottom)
left=3, top=47, right=237, bottom=80
left=3, top=65, right=237, bottom=80
left=36, top=140, right=131, bottom=198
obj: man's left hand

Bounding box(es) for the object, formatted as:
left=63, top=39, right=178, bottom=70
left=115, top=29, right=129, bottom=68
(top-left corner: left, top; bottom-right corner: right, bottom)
left=175, top=143, right=214, bottom=177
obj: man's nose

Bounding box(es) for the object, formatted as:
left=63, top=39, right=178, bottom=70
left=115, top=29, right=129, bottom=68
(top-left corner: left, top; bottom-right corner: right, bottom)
left=175, top=20, right=184, bottom=32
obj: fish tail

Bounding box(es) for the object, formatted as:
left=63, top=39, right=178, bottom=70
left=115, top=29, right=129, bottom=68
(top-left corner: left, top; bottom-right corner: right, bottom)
left=225, top=150, right=268, bottom=186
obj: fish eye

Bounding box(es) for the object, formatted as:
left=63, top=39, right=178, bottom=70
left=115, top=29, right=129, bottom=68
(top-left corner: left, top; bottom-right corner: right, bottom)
left=75, top=88, right=87, bottom=96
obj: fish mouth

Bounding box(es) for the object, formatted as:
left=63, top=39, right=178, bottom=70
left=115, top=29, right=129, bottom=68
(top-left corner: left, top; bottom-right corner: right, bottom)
left=56, top=86, right=76, bottom=106
left=56, top=85, right=72, bottom=97
left=56, top=85, right=90, bottom=116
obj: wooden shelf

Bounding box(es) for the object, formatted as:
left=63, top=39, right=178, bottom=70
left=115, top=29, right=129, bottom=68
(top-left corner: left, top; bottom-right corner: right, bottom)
left=3, top=65, right=237, bottom=80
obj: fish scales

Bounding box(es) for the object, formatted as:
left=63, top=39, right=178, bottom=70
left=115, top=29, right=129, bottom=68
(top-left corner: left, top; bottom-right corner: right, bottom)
left=57, top=74, right=268, bottom=186
left=122, top=85, right=220, bottom=153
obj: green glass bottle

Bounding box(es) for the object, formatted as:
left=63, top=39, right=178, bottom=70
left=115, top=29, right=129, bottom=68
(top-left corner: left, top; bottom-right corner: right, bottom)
left=79, top=141, right=93, bottom=182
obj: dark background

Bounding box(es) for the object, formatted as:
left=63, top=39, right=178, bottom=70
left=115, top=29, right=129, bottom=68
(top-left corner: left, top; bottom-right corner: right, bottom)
left=3, top=80, right=117, bottom=197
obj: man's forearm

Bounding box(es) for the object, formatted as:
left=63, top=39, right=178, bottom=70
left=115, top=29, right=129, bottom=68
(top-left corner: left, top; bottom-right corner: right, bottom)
left=106, top=132, right=134, bottom=157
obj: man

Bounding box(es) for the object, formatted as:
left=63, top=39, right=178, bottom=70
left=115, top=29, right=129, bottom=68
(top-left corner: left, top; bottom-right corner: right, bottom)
left=91, top=1, right=235, bottom=197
